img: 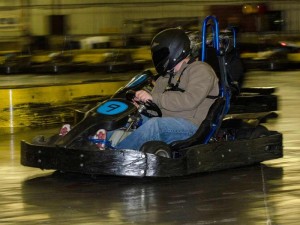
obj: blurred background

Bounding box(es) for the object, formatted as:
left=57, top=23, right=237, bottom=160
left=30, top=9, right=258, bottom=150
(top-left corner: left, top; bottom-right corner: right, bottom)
left=0, top=0, right=298, bottom=50
left=0, top=0, right=300, bottom=74
left=0, top=0, right=298, bottom=74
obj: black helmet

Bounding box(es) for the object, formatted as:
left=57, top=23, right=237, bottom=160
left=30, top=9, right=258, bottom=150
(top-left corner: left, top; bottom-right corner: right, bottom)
left=151, top=28, right=191, bottom=75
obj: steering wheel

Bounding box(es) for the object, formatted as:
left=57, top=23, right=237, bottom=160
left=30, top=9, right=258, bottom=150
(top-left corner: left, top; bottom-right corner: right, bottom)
left=126, top=90, right=162, bottom=117
left=142, top=100, right=162, bottom=117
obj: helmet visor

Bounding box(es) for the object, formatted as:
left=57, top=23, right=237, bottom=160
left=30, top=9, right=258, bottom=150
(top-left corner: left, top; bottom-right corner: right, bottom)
left=152, top=47, right=170, bottom=74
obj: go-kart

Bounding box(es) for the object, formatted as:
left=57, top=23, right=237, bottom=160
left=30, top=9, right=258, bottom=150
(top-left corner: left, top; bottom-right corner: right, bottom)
left=0, top=53, right=31, bottom=75
left=20, top=16, right=283, bottom=177
left=240, top=40, right=300, bottom=71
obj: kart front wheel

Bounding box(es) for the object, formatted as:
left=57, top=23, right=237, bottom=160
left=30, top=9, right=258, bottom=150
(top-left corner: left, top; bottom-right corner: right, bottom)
left=32, top=135, right=46, bottom=144
left=32, top=134, right=60, bottom=145
left=140, top=141, right=172, bottom=158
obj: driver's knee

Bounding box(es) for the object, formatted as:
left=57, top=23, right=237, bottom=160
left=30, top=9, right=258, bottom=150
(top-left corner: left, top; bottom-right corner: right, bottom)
left=142, top=117, right=161, bottom=132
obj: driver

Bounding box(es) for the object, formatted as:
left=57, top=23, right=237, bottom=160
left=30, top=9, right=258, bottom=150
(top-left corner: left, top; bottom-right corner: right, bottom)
left=111, top=28, right=219, bottom=150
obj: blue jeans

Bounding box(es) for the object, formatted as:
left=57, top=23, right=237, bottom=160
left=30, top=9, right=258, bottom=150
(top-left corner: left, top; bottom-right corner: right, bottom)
left=114, top=117, right=198, bottom=151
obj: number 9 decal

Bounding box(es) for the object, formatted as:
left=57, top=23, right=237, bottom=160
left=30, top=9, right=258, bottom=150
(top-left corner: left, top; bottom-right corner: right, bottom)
left=97, top=101, right=128, bottom=115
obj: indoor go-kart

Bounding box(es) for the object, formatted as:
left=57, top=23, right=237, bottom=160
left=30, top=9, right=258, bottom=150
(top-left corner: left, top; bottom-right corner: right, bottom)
left=20, top=16, right=283, bottom=177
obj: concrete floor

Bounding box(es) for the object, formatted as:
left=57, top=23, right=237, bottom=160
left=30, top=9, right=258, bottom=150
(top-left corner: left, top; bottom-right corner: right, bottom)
left=0, top=70, right=299, bottom=225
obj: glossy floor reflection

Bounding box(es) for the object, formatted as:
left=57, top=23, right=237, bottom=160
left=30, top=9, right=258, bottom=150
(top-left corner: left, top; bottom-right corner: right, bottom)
left=0, top=71, right=299, bottom=225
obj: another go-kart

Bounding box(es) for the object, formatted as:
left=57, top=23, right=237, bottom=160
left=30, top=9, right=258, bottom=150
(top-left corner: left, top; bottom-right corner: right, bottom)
left=30, top=50, right=146, bottom=74
left=21, top=16, right=283, bottom=177
left=0, top=52, right=31, bottom=75
left=240, top=40, right=300, bottom=71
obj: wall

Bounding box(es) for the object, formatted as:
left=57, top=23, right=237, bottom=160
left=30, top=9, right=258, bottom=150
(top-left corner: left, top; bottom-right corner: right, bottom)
left=270, top=1, right=300, bottom=32
left=27, top=2, right=208, bottom=36
left=0, top=0, right=299, bottom=50
left=0, top=0, right=297, bottom=36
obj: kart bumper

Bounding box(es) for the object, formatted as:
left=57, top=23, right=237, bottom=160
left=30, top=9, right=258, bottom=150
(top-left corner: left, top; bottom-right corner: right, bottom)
left=21, top=132, right=283, bottom=177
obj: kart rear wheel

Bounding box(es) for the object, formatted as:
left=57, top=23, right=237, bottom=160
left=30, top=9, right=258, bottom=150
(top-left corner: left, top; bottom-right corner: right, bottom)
left=236, top=125, right=270, bottom=140
left=140, top=141, right=172, bottom=158
left=249, top=125, right=269, bottom=139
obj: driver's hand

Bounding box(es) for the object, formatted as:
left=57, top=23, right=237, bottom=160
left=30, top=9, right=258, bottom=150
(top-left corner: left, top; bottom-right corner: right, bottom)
left=134, top=90, right=153, bottom=103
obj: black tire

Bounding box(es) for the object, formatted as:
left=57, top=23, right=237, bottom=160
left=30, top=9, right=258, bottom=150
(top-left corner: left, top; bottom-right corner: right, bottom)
left=249, top=125, right=270, bottom=139
left=32, top=135, right=46, bottom=144
left=140, top=141, right=172, bottom=158
left=235, top=125, right=270, bottom=140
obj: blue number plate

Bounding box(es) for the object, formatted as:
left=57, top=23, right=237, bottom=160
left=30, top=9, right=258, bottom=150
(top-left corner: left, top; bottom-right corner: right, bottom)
left=97, top=100, right=129, bottom=115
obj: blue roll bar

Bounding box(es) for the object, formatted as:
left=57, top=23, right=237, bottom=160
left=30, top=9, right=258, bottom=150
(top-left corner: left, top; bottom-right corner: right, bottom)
left=200, top=16, right=232, bottom=143
left=201, top=15, right=220, bottom=61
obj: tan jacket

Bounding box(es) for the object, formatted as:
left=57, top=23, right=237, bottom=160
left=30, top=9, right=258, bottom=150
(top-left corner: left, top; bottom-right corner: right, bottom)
left=152, top=60, right=219, bottom=126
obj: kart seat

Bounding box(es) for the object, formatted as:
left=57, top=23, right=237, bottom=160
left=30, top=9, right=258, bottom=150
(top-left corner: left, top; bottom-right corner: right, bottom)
left=200, top=46, right=245, bottom=94
left=169, top=97, right=225, bottom=151
left=199, top=46, right=221, bottom=77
